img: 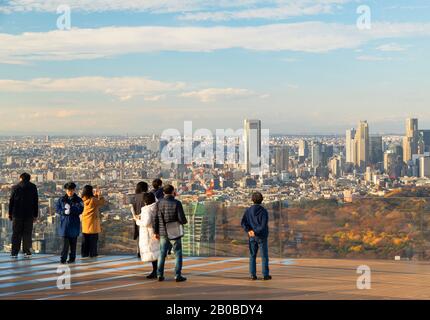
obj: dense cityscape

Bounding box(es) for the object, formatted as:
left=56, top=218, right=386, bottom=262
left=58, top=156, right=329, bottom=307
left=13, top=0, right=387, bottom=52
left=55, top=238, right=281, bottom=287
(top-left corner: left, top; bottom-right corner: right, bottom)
left=0, top=117, right=430, bottom=255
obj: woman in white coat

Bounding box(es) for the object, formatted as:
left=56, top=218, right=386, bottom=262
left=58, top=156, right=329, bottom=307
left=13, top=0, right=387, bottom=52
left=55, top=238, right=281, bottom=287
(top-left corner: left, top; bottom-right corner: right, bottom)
left=133, top=192, right=160, bottom=279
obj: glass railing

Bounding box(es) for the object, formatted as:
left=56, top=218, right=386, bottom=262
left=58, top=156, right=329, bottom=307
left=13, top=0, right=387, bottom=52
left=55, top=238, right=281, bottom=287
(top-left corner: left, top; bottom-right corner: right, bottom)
left=1, top=197, right=430, bottom=260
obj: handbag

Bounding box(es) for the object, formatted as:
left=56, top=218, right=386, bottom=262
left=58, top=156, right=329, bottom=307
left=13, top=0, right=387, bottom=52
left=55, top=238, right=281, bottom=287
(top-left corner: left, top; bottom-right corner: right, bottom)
left=165, top=221, right=184, bottom=240
left=160, top=203, right=184, bottom=240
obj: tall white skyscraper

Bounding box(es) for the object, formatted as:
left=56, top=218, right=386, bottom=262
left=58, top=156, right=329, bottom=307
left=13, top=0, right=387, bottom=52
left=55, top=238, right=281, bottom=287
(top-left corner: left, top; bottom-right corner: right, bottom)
left=356, top=120, right=369, bottom=169
left=345, top=128, right=356, bottom=164
left=243, top=119, right=262, bottom=175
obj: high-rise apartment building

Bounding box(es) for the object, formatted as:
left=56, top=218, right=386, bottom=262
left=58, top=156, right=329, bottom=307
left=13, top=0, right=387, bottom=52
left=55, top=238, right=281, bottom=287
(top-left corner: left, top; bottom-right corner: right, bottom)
left=403, top=118, right=418, bottom=163
left=243, top=119, right=261, bottom=175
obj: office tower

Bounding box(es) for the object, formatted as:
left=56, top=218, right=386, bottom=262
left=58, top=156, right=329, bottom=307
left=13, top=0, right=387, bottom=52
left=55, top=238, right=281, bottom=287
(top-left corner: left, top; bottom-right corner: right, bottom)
left=298, top=140, right=309, bottom=158
left=243, top=119, right=261, bottom=175
left=356, top=121, right=369, bottom=169
left=403, top=118, right=418, bottom=162
left=418, top=130, right=430, bottom=153
left=345, top=128, right=356, bottom=164
left=329, top=155, right=342, bottom=178
left=321, top=144, right=333, bottom=167
left=274, top=145, right=289, bottom=173
left=420, top=157, right=430, bottom=178
left=311, top=142, right=322, bottom=168
left=369, top=135, right=383, bottom=165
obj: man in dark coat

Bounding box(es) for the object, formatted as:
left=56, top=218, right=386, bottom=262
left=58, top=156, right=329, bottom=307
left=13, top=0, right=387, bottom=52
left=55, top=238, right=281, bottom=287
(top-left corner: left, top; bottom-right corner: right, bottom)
left=241, top=192, right=272, bottom=281
left=9, top=173, right=39, bottom=258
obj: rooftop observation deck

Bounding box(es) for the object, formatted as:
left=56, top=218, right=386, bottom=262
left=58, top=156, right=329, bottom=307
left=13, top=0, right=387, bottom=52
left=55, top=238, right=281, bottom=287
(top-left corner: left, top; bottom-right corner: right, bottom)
left=0, top=253, right=429, bottom=300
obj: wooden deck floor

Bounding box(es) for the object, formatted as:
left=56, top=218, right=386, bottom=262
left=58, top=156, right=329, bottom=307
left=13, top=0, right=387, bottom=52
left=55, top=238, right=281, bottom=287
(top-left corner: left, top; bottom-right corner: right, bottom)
left=1, top=253, right=429, bottom=300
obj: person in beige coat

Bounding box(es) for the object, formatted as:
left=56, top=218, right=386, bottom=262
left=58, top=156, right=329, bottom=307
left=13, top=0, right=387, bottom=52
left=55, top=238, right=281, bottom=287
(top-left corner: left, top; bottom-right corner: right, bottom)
left=81, top=185, right=106, bottom=258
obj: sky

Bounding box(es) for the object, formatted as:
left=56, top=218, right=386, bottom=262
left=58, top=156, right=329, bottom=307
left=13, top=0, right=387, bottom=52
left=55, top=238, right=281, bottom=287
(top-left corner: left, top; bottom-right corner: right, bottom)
left=0, top=0, right=430, bottom=135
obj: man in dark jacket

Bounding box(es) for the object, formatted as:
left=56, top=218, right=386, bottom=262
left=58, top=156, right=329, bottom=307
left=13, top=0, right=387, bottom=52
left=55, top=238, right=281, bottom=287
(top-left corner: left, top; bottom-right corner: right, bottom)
left=153, top=184, right=187, bottom=282
left=8, top=173, right=39, bottom=258
left=56, top=182, right=84, bottom=264
left=241, top=192, right=272, bottom=281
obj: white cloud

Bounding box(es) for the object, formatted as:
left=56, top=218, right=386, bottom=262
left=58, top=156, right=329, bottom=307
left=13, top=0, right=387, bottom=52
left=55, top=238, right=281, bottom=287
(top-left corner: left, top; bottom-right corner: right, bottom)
left=0, top=0, right=349, bottom=14
left=376, top=43, right=408, bottom=52
left=356, top=55, right=393, bottom=61
left=180, top=87, right=254, bottom=102
left=0, top=77, right=185, bottom=100
left=178, top=0, right=348, bottom=21
left=2, top=22, right=430, bottom=63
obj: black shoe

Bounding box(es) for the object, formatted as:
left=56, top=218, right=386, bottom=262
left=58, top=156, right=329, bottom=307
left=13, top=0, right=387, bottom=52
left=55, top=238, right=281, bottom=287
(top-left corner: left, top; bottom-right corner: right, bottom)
left=11, top=254, right=18, bottom=259
left=158, top=276, right=165, bottom=282
left=67, top=260, right=76, bottom=264
left=146, top=272, right=157, bottom=279
left=24, top=252, right=32, bottom=259
left=60, top=260, right=67, bottom=264
left=263, top=275, right=272, bottom=281
left=175, top=275, right=187, bottom=282
left=250, top=276, right=258, bottom=280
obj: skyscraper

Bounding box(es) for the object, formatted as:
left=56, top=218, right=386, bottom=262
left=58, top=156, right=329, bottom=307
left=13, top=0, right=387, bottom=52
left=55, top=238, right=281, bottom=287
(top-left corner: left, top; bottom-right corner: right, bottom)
left=369, top=135, right=383, bottom=165
left=243, top=119, right=261, bottom=175
left=274, top=145, right=289, bottom=173
left=345, top=128, right=356, bottom=164
left=298, top=140, right=309, bottom=158
left=403, top=118, right=418, bottom=163
left=356, top=121, right=369, bottom=170
left=311, top=141, right=322, bottom=168
left=418, top=129, right=430, bottom=153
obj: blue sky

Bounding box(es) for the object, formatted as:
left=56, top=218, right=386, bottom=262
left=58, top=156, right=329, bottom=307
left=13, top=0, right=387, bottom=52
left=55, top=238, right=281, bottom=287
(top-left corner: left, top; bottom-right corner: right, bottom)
left=0, top=0, right=429, bottom=135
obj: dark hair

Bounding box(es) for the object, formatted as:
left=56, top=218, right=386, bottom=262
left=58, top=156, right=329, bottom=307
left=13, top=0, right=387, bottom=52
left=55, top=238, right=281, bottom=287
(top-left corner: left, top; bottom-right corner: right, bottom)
left=135, top=181, right=148, bottom=194
left=64, top=182, right=77, bottom=190
left=251, top=192, right=264, bottom=204
left=152, top=178, right=163, bottom=189
left=142, top=192, right=156, bottom=206
left=81, top=185, right=94, bottom=198
left=163, top=184, right=174, bottom=195
left=20, top=172, right=31, bottom=182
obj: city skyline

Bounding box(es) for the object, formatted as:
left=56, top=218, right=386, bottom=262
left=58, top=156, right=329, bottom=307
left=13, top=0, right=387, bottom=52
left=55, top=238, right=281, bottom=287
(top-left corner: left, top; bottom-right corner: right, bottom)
left=1, top=0, right=430, bottom=134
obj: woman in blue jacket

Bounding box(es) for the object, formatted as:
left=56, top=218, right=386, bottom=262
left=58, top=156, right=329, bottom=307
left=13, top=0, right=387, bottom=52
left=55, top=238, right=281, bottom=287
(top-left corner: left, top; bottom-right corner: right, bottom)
left=56, top=182, right=84, bottom=264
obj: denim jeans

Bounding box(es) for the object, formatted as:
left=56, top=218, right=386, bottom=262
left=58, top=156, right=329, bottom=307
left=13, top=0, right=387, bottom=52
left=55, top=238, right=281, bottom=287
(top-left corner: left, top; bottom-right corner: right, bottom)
left=249, top=236, right=270, bottom=277
left=157, top=236, right=183, bottom=278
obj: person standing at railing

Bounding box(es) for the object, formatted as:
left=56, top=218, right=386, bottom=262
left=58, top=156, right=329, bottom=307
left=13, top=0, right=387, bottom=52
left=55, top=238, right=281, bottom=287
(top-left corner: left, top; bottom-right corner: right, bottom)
left=130, top=181, right=149, bottom=259
left=153, top=185, right=188, bottom=282
left=133, top=192, right=160, bottom=279
left=81, top=185, right=106, bottom=258
left=241, top=192, right=272, bottom=281
left=56, top=182, right=84, bottom=264
left=8, top=172, right=39, bottom=259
